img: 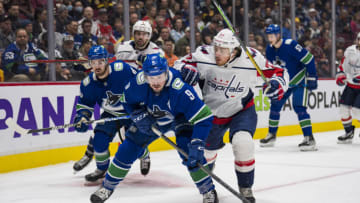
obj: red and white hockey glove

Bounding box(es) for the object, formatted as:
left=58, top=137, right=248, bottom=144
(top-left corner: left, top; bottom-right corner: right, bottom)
left=335, top=72, right=346, bottom=86
left=263, top=77, right=286, bottom=101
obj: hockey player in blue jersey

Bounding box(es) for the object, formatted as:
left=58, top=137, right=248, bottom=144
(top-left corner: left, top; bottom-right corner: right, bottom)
left=260, top=24, right=318, bottom=151
left=73, top=45, right=151, bottom=182
left=90, top=53, right=219, bottom=203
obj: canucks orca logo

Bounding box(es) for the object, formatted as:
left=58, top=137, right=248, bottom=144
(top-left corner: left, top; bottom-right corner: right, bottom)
left=150, top=105, right=174, bottom=126
left=105, top=91, right=122, bottom=106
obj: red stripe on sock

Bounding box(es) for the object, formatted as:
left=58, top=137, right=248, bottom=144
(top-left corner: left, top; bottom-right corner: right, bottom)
left=235, top=159, right=255, bottom=167
left=341, top=116, right=352, bottom=122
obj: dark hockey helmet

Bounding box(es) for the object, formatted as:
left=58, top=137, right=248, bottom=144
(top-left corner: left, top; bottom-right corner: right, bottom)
left=266, top=24, right=280, bottom=34
left=142, top=53, right=169, bottom=76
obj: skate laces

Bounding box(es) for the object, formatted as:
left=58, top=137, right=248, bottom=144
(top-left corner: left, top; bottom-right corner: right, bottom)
left=203, top=190, right=216, bottom=203
left=240, top=188, right=253, bottom=197
left=96, top=187, right=112, bottom=199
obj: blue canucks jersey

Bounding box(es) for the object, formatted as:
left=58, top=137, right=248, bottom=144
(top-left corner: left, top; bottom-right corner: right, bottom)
left=123, top=68, right=214, bottom=141
left=266, top=39, right=317, bottom=86
left=77, top=60, right=138, bottom=117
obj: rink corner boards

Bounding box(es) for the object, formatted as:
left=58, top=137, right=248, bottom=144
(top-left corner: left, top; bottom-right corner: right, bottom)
left=0, top=120, right=358, bottom=173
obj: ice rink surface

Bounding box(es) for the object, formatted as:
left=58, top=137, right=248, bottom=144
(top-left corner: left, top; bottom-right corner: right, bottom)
left=1, top=129, right=360, bottom=203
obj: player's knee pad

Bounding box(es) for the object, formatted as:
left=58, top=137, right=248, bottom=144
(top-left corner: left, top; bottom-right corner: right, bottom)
left=231, top=131, right=255, bottom=173
left=353, top=107, right=360, bottom=120
left=339, top=104, right=352, bottom=119
left=204, top=149, right=218, bottom=164
left=293, top=105, right=307, bottom=115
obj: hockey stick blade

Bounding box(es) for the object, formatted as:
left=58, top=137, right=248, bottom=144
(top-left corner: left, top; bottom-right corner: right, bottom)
left=151, top=125, right=250, bottom=203
left=5, top=117, right=28, bottom=135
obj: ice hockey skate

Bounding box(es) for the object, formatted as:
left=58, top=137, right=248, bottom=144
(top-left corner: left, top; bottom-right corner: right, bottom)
left=337, top=127, right=354, bottom=144
left=260, top=133, right=276, bottom=147
left=90, top=186, right=113, bottom=203
left=203, top=189, right=218, bottom=203
left=85, top=169, right=106, bottom=182
left=140, top=155, right=151, bottom=175
left=240, top=187, right=256, bottom=203
left=298, top=135, right=317, bottom=151
left=73, top=153, right=93, bottom=172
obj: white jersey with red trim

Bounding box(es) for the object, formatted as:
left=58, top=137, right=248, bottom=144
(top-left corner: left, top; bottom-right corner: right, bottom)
left=174, top=45, right=289, bottom=118
left=340, top=45, right=360, bottom=86
left=115, top=40, right=164, bottom=69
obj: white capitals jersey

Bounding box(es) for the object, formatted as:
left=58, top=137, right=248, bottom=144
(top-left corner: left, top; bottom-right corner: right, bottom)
left=115, top=40, right=164, bottom=69
left=175, top=45, right=288, bottom=118
left=340, top=45, right=360, bottom=86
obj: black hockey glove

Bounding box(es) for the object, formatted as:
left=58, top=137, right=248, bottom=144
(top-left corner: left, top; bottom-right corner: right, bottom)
left=181, top=64, right=200, bottom=86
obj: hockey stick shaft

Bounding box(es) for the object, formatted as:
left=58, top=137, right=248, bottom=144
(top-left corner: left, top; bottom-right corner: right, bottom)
left=211, top=0, right=268, bottom=84
left=22, top=57, right=117, bottom=64
left=151, top=126, right=250, bottom=203
left=6, top=115, right=130, bottom=135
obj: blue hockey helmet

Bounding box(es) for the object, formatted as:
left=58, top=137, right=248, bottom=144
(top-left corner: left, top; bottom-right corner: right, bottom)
left=88, top=45, right=108, bottom=60
left=265, top=24, right=280, bottom=34
left=142, top=53, right=169, bottom=76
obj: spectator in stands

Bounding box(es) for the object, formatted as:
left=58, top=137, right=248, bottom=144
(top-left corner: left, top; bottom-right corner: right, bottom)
left=74, top=19, right=97, bottom=50
left=142, top=6, right=157, bottom=28
left=304, top=8, right=320, bottom=27
left=0, top=2, right=5, bottom=16
left=69, top=1, right=83, bottom=21
left=112, top=18, right=124, bottom=42
left=163, top=39, right=178, bottom=67
left=351, top=11, right=360, bottom=39
left=175, top=26, right=190, bottom=57
left=20, top=19, right=34, bottom=43
left=7, top=3, right=21, bottom=31
left=95, top=8, right=116, bottom=44
left=295, top=17, right=304, bottom=40
left=0, top=15, right=15, bottom=51
left=130, top=12, right=139, bottom=27
left=64, top=20, right=79, bottom=39
left=33, top=8, right=47, bottom=39
left=170, top=18, right=185, bottom=43
left=298, top=29, right=312, bottom=47
left=201, top=18, right=218, bottom=45
left=1, top=28, right=47, bottom=81
left=158, top=7, right=172, bottom=28
left=317, top=58, right=331, bottom=78
left=309, top=20, right=320, bottom=39
left=282, top=19, right=291, bottom=39
left=18, top=0, right=34, bottom=20
left=56, top=4, right=72, bottom=33
left=97, top=36, right=114, bottom=56
left=155, top=27, right=172, bottom=47
left=60, top=35, right=85, bottom=81
left=78, top=6, right=97, bottom=35
left=335, top=48, right=344, bottom=68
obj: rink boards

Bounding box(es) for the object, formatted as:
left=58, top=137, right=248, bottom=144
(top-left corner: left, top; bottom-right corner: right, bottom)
left=0, top=80, right=353, bottom=173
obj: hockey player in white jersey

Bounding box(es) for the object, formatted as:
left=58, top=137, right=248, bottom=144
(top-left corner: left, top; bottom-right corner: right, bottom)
left=336, top=32, right=360, bottom=143
left=115, top=20, right=164, bottom=69
left=175, top=28, right=289, bottom=203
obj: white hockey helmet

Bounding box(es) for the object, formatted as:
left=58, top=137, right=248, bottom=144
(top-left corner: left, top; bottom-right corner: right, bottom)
left=213, top=28, right=240, bottom=53
left=132, top=20, right=152, bottom=37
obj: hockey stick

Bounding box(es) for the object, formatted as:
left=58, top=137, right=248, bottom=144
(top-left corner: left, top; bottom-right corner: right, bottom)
left=19, top=57, right=118, bottom=64
left=5, top=115, right=130, bottom=135
left=151, top=125, right=250, bottom=203
left=211, top=0, right=268, bottom=84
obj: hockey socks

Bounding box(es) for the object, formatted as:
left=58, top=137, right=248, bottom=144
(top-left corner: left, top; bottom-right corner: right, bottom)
left=189, top=164, right=215, bottom=194
left=103, top=157, right=131, bottom=190
left=268, top=111, right=280, bottom=134
left=95, top=150, right=110, bottom=171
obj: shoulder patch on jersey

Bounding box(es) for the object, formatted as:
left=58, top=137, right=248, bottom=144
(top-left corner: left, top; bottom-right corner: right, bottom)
left=136, top=72, right=146, bottom=85
left=172, top=78, right=184, bottom=90
left=83, top=76, right=90, bottom=86
left=285, top=39, right=293, bottom=45
left=114, top=62, right=124, bottom=71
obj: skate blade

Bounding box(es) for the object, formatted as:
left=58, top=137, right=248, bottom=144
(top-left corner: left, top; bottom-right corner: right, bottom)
left=299, top=146, right=318, bottom=151
left=337, top=139, right=353, bottom=144
left=260, top=142, right=275, bottom=147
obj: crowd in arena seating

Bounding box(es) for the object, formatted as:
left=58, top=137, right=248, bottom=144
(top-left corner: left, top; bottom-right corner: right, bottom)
left=0, top=0, right=359, bottom=82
